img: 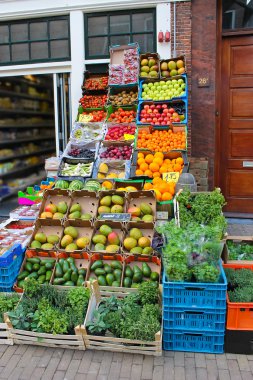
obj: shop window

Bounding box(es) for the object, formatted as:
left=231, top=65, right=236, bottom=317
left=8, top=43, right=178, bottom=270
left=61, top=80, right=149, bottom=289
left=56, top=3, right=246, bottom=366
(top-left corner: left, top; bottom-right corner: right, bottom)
left=85, top=9, right=156, bottom=59
left=0, top=16, right=70, bottom=65
left=223, top=0, right=253, bottom=30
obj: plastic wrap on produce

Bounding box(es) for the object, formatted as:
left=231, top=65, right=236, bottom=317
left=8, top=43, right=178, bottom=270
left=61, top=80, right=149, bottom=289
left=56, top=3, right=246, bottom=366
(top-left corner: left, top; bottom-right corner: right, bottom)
left=63, top=140, right=100, bottom=160
left=92, top=158, right=131, bottom=180
left=70, top=122, right=105, bottom=142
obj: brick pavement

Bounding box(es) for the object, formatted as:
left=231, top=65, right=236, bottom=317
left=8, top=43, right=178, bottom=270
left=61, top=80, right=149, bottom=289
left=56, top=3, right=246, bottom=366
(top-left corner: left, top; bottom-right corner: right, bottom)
left=0, top=346, right=253, bottom=380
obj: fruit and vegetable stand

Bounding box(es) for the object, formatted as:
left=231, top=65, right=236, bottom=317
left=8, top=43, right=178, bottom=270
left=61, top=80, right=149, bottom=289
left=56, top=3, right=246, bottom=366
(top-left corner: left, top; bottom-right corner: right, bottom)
left=0, top=43, right=252, bottom=356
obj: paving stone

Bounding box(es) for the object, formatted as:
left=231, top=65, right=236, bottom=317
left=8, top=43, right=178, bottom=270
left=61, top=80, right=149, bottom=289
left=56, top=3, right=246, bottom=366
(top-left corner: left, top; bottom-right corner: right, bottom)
left=113, top=352, right=124, bottom=362
left=64, top=359, right=80, bottom=380
left=30, top=367, right=46, bottom=380
left=92, top=350, right=104, bottom=363
left=98, top=351, right=113, bottom=376
left=185, top=367, right=197, bottom=380
left=218, top=369, right=231, bottom=380
left=174, top=352, right=185, bottom=367
left=133, top=354, right=144, bottom=364
left=120, top=353, right=133, bottom=378
left=184, top=352, right=194, bottom=358
left=141, top=355, right=154, bottom=379
left=241, top=371, right=253, bottom=380
left=0, top=354, right=21, bottom=378
left=7, top=367, right=24, bottom=380
left=197, top=368, right=208, bottom=380
left=108, top=360, right=122, bottom=379
left=86, top=374, right=97, bottom=380
left=0, top=346, right=20, bottom=366
left=228, top=360, right=240, bottom=372
left=154, top=356, right=164, bottom=366
left=229, top=371, right=242, bottom=380
left=19, top=356, right=40, bottom=379
left=73, top=350, right=84, bottom=360
left=52, top=350, right=65, bottom=360
left=97, top=375, right=108, bottom=380
left=163, top=357, right=175, bottom=380
left=74, top=374, right=87, bottom=380
left=164, top=351, right=175, bottom=357
left=216, top=355, right=229, bottom=370
left=87, top=361, right=100, bottom=376
left=53, top=371, right=66, bottom=380
left=237, top=355, right=251, bottom=372
left=78, top=350, right=93, bottom=374
left=152, top=365, right=163, bottom=379
left=227, top=354, right=238, bottom=359
left=175, top=366, right=185, bottom=380
left=130, top=364, right=142, bottom=380
left=205, top=354, right=216, bottom=359
left=33, top=347, right=46, bottom=357
left=195, top=353, right=206, bottom=368
left=41, top=357, right=61, bottom=380
left=246, top=356, right=253, bottom=361
left=57, top=349, right=74, bottom=371
left=37, top=348, right=55, bottom=368
left=185, top=357, right=195, bottom=368
left=14, top=346, right=28, bottom=355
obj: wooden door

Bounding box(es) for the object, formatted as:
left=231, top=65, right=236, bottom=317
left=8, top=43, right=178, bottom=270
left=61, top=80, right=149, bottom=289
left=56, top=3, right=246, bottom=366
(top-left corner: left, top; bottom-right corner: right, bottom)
left=219, top=35, right=253, bottom=213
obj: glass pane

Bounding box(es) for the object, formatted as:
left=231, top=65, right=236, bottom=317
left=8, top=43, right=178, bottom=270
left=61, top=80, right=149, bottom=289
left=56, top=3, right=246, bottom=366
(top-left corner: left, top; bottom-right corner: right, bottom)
left=0, top=45, right=10, bottom=62
left=110, top=34, right=130, bottom=46
left=11, top=24, right=28, bottom=42
left=88, top=36, right=108, bottom=57
left=49, top=20, right=68, bottom=39
left=223, top=0, right=253, bottom=30
left=0, top=26, right=9, bottom=43
left=30, top=22, right=48, bottom=40
left=50, top=40, right=69, bottom=58
left=31, top=42, right=48, bottom=59
left=11, top=43, right=29, bottom=61
left=133, top=34, right=154, bottom=53
left=110, top=15, right=130, bottom=34
left=88, top=16, right=108, bottom=35
left=132, top=13, right=154, bottom=32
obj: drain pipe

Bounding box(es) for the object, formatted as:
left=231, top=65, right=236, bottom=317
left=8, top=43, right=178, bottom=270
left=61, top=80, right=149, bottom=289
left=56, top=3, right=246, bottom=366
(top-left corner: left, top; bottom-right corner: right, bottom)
left=173, top=1, right=177, bottom=57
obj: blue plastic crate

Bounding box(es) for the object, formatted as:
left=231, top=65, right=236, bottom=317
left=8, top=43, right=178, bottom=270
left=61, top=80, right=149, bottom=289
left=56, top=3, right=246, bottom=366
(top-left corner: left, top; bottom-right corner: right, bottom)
left=162, top=261, right=227, bottom=310
left=163, top=307, right=226, bottom=332
left=163, top=328, right=225, bottom=354
left=0, top=244, right=24, bottom=267
left=0, top=248, right=24, bottom=291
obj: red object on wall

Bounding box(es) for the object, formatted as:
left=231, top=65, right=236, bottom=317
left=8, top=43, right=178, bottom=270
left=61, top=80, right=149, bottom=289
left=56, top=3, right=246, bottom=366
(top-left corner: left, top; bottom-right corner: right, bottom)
left=165, top=31, right=170, bottom=42
left=158, top=31, right=164, bottom=43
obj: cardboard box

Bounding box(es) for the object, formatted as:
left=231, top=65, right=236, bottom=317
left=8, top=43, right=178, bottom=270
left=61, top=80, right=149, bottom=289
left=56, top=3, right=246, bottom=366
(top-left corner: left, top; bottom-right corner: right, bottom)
left=58, top=220, right=93, bottom=253
left=126, top=190, right=157, bottom=221
left=122, top=222, right=155, bottom=256
left=90, top=220, right=125, bottom=255
left=28, top=219, right=63, bottom=255
left=38, top=189, right=71, bottom=221
left=86, top=253, right=124, bottom=286
left=68, top=190, right=99, bottom=223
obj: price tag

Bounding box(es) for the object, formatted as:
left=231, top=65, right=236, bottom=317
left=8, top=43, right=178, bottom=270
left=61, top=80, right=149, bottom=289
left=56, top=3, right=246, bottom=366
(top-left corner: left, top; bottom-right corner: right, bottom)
left=124, top=134, right=134, bottom=140
left=100, top=213, right=131, bottom=222
left=78, top=114, right=92, bottom=122
left=162, top=172, right=180, bottom=183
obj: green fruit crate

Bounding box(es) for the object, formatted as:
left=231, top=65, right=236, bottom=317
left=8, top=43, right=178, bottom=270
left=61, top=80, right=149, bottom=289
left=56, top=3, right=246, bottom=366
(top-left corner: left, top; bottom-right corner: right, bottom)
left=82, top=280, right=162, bottom=355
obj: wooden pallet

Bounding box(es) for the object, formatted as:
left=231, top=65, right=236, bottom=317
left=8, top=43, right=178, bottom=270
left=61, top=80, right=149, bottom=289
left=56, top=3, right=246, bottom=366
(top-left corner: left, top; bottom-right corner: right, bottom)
left=4, top=315, right=86, bottom=350
left=82, top=282, right=162, bottom=356
left=0, top=321, right=13, bottom=345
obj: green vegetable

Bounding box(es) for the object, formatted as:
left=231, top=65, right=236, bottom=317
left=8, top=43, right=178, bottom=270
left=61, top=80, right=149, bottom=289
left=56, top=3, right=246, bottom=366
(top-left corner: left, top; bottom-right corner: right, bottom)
left=54, top=180, right=69, bottom=189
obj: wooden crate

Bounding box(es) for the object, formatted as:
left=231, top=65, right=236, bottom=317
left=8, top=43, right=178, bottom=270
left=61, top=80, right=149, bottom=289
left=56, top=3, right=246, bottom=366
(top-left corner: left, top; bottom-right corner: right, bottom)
left=0, top=321, right=13, bottom=345
left=4, top=314, right=85, bottom=350
left=82, top=281, right=162, bottom=356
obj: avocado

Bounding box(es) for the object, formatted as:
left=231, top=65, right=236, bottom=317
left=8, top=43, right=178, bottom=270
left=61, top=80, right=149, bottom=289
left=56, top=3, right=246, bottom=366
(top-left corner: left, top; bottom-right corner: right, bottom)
left=27, top=257, right=41, bottom=264
left=133, top=272, right=143, bottom=283
left=123, top=277, right=132, bottom=288
left=63, top=269, right=72, bottom=282
left=91, top=260, right=104, bottom=271
left=142, top=262, right=151, bottom=278
left=77, top=275, right=85, bottom=286
left=27, top=272, right=38, bottom=279
left=113, top=269, right=122, bottom=281
left=59, top=258, right=65, bottom=266
left=62, top=260, right=70, bottom=273
left=64, top=281, right=75, bottom=286
left=106, top=273, right=114, bottom=286
left=53, top=277, right=65, bottom=285
left=104, top=264, right=113, bottom=274
left=17, top=271, right=29, bottom=280
left=38, top=275, right=46, bottom=284
left=78, top=268, right=86, bottom=276
left=133, top=265, right=142, bottom=274
left=150, top=272, right=159, bottom=281
left=45, top=262, right=54, bottom=270
left=97, top=275, right=107, bottom=286
left=38, top=266, right=46, bottom=276
left=67, top=257, right=75, bottom=264
left=95, top=268, right=106, bottom=276
left=55, top=263, right=63, bottom=278
left=131, top=283, right=140, bottom=288
left=71, top=271, right=78, bottom=284
left=111, top=261, right=122, bottom=270
left=112, top=281, right=120, bottom=287
left=125, top=265, right=133, bottom=278
left=25, top=262, right=33, bottom=272
left=46, top=270, right=52, bottom=281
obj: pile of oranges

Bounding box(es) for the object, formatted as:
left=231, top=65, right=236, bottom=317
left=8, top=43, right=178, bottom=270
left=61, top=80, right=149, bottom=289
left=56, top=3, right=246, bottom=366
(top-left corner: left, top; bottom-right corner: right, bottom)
left=137, top=129, right=186, bottom=151
left=144, top=177, right=175, bottom=201
left=136, top=151, right=184, bottom=178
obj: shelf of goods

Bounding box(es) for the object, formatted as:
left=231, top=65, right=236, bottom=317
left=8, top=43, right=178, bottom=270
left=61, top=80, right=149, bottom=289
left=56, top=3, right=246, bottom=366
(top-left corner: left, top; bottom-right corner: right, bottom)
left=0, top=75, right=56, bottom=196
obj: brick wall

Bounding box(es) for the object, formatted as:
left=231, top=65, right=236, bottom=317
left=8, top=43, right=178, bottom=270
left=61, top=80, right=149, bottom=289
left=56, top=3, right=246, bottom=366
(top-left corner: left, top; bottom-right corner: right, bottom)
left=171, top=1, right=192, bottom=155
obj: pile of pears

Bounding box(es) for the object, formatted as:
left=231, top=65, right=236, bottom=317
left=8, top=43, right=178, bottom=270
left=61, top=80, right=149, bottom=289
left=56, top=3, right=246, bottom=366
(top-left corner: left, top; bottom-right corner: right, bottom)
left=60, top=226, right=90, bottom=251
left=68, top=202, right=92, bottom=221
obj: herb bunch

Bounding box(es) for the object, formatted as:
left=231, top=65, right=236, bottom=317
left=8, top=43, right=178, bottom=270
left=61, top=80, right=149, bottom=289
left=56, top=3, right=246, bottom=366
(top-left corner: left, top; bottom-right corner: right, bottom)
left=225, top=267, right=253, bottom=302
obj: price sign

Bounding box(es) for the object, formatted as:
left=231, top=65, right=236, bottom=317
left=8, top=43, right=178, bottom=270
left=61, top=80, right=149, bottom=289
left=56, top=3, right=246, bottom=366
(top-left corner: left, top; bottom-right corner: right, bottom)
left=100, top=213, right=131, bottom=222
left=162, top=172, right=180, bottom=183
left=78, top=114, right=92, bottom=122
left=124, top=134, right=134, bottom=140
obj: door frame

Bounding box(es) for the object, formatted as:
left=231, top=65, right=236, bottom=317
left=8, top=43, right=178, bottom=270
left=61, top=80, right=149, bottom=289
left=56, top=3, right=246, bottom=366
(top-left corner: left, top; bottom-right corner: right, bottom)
left=215, top=0, right=253, bottom=190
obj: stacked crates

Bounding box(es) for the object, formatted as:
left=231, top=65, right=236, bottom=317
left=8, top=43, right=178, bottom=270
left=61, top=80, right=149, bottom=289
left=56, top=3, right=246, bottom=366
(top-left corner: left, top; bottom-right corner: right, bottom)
left=0, top=244, right=24, bottom=292
left=162, top=261, right=227, bottom=353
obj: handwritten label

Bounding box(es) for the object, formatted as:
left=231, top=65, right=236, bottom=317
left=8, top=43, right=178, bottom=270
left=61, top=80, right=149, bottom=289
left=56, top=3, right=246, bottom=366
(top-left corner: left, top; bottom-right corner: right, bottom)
left=162, top=172, right=180, bottom=183
left=100, top=213, right=131, bottom=221
left=124, top=134, right=134, bottom=140
left=198, top=76, right=210, bottom=87
left=78, top=114, right=92, bottom=122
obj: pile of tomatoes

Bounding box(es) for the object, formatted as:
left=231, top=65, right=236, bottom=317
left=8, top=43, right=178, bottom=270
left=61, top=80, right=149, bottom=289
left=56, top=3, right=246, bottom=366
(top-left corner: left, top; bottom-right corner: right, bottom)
left=108, top=108, right=136, bottom=123
left=84, top=77, right=108, bottom=90
left=81, top=110, right=106, bottom=122
left=79, top=94, right=107, bottom=108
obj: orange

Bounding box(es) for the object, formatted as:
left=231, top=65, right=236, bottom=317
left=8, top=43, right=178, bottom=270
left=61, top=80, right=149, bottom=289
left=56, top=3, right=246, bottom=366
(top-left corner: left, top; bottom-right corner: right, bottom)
left=162, top=192, right=173, bottom=201
left=154, top=152, right=164, bottom=160
left=158, top=182, right=168, bottom=194
left=144, top=169, right=153, bottom=178
left=153, top=189, right=162, bottom=201
left=164, top=159, right=171, bottom=164
left=140, top=162, right=149, bottom=172
left=153, top=172, right=161, bottom=178
left=138, top=152, right=144, bottom=159
left=173, top=164, right=182, bottom=172
left=135, top=169, right=143, bottom=176
left=144, top=182, right=153, bottom=190
left=153, top=177, right=163, bottom=185
left=149, top=162, right=160, bottom=172
left=153, top=157, right=163, bottom=166
left=145, top=154, right=154, bottom=164
left=137, top=158, right=145, bottom=166
left=159, top=166, right=168, bottom=174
